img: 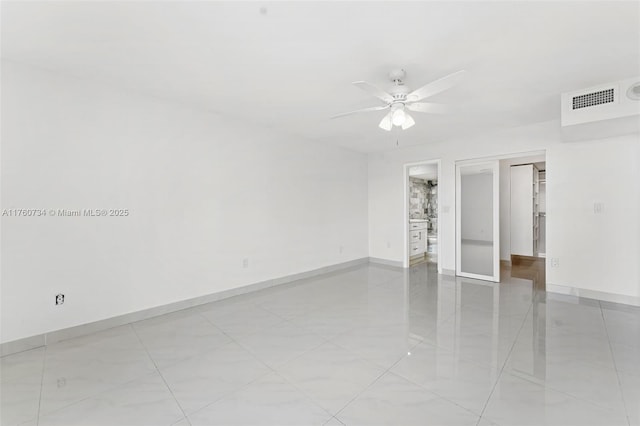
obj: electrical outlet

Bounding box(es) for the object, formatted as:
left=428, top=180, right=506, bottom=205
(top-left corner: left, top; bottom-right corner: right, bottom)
left=386, top=241, right=391, bottom=248
left=242, top=258, right=249, bottom=268
left=550, top=258, right=560, bottom=268
left=55, top=293, right=65, bottom=305
left=339, top=245, right=344, bottom=254
left=594, top=202, right=605, bottom=214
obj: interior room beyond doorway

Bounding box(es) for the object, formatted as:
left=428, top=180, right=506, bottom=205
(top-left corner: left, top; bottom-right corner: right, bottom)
left=500, top=153, right=546, bottom=290
left=407, top=161, right=440, bottom=270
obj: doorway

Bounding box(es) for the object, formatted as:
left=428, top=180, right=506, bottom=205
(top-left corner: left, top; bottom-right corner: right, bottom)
left=404, top=160, right=441, bottom=272
left=454, top=150, right=547, bottom=287
left=502, top=154, right=547, bottom=290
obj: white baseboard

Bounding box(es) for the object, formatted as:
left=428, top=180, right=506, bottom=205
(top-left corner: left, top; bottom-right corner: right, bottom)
left=368, top=257, right=403, bottom=268
left=1, top=257, right=369, bottom=357
left=547, top=283, right=640, bottom=307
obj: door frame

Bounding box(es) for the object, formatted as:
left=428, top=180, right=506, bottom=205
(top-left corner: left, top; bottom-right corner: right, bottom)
left=454, top=149, right=547, bottom=283
left=403, top=159, right=442, bottom=272
left=455, top=159, right=500, bottom=282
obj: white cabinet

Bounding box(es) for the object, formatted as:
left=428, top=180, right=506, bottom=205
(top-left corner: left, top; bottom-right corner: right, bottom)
left=510, top=164, right=539, bottom=256
left=409, top=221, right=428, bottom=257
left=409, top=222, right=427, bottom=231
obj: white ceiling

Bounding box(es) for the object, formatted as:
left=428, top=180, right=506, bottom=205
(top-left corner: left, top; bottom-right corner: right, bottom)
left=2, top=1, right=639, bottom=153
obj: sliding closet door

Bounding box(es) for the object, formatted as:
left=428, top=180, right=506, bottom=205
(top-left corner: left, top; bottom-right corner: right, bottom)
left=456, top=161, right=500, bottom=282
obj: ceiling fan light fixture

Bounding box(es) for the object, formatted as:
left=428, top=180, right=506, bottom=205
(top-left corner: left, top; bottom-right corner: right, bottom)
left=402, top=113, right=415, bottom=130
left=379, top=111, right=393, bottom=131
left=391, top=108, right=406, bottom=126
left=333, top=68, right=465, bottom=133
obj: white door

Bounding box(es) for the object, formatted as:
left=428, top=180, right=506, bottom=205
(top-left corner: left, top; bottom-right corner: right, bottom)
left=456, top=161, right=500, bottom=282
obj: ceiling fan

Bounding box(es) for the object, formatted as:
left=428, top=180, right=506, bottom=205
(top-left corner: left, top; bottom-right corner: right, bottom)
left=332, top=69, right=465, bottom=131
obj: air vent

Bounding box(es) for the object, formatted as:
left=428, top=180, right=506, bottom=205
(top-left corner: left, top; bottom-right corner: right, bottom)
left=561, top=77, right=640, bottom=141
left=572, top=88, right=614, bottom=110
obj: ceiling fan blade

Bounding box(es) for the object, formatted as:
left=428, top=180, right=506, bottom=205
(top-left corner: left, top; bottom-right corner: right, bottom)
left=353, top=81, right=395, bottom=103
left=331, top=105, right=389, bottom=119
left=406, top=102, right=449, bottom=114
left=402, top=112, right=415, bottom=130
left=406, top=70, right=466, bottom=102
left=379, top=111, right=393, bottom=131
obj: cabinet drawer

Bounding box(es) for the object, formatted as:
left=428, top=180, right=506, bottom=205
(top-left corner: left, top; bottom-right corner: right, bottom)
left=410, top=222, right=428, bottom=230
left=410, top=242, right=424, bottom=256
left=410, top=230, right=422, bottom=242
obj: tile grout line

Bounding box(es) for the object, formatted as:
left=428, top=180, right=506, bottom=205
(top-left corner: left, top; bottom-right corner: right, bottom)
left=207, top=298, right=342, bottom=363
left=128, top=323, right=190, bottom=425
left=188, top=310, right=332, bottom=420
left=598, top=301, right=632, bottom=426
left=261, top=370, right=336, bottom=422
left=330, top=336, right=426, bottom=421
left=474, top=301, right=534, bottom=426
left=196, top=307, right=330, bottom=371
left=387, top=357, right=491, bottom=420
left=495, top=302, right=630, bottom=413
left=330, top=363, right=394, bottom=420
left=33, top=360, right=159, bottom=421
left=34, top=344, right=48, bottom=426
left=271, top=332, right=396, bottom=420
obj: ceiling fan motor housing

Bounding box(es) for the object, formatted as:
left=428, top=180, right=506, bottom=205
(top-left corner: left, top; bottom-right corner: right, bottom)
left=388, top=68, right=406, bottom=83
left=388, top=69, right=409, bottom=102
left=391, top=86, right=409, bottom=101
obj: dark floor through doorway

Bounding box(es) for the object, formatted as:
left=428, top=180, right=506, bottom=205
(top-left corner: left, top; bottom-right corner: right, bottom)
left=508, top=255, right=546, bottom=292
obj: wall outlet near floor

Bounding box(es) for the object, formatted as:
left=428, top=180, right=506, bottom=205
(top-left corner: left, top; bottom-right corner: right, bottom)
left=386, top=241, right=391, bottom=248
left=242, top=258, right=249, bottom=268
left=594, top=202, right=605, bottom=214
left=550, top=258, right=560, bottom=268
left=55, top=293, right=65, bottom=305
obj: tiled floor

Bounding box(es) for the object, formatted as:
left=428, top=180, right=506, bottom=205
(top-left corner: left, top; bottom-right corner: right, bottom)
left=2, top=262, right=639, bottom=426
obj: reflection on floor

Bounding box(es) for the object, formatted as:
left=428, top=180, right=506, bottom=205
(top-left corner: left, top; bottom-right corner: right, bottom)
left=509, top=255, right=546, bottom=291
left=2, top=262, right=638, bottom=426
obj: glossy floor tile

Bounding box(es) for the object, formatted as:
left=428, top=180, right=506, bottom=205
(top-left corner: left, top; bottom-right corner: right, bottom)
left=158, top=341, right=271, bottom=415
left=38, top=372, right=184, bottom=426
left=482, top=372, right=628, bottom=426
left=0, top=348, right=44, bottom=425
left=336, top=371, right=479, bottom=426
left=187, top=372, right=332, bottom=426
left=39, top=326, right=157, bottom=415
left=1, top=262, right=639, bottom=426
left=277, top=342, right=385, bottom=414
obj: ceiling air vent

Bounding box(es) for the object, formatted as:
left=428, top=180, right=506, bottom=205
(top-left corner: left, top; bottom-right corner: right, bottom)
left=561, top=77, right=640, bottom=141
left=572, top=88, right=614, bottom=110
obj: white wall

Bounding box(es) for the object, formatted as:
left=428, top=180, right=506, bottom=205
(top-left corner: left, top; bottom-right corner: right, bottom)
left=369, top=120, right=640, bottom=302
left=1, top=61, right=369, bottom=343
